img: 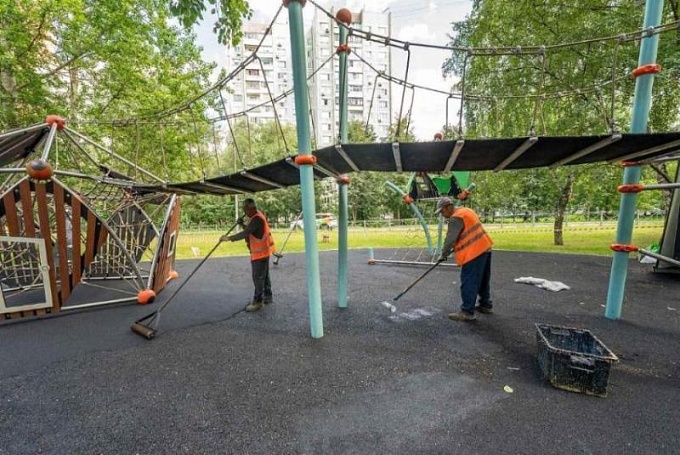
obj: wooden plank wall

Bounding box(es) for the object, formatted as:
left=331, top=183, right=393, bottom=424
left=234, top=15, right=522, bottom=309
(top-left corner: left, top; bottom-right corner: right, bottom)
left=0, top=179, right=108, bottom=319
left=152, top=198, right=181, bottom=293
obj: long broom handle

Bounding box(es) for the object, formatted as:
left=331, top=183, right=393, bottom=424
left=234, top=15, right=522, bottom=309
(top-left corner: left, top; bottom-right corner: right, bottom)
left=277, top=211, right=303, bottom=255
left=151, top=220, right=239, bottom=314
left=393, top=260, right=442, bottom=301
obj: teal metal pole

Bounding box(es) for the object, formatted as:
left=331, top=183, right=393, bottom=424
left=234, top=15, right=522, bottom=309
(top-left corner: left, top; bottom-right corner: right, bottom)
left=286, top=0, right=323, bottom=337
left=337, top=12, right=351, bottom=308
left=605, top=0, right=664, bottom=320
left=338, top=181, right=349, bottom=308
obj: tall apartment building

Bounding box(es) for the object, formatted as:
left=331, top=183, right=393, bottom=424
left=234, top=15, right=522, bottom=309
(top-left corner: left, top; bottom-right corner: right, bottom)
left=223, top=9, right=392, bottom=146
left=308, top=8, right=392, bottom=145
left=223, top=17, right=296, bottom=126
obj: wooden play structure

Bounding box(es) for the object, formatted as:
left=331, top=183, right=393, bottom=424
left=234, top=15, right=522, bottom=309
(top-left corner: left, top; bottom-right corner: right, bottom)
left=0, top=116, right=180, bottom=319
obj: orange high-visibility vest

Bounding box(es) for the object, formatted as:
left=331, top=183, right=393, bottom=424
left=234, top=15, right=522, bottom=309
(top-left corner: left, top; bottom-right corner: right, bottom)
left=249, top=211, right=276, bottom=261
left=453, top=207, right=493, bottom=266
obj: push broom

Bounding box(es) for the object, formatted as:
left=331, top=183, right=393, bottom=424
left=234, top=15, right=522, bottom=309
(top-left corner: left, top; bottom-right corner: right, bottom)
left=380, top=259, right=444, bottom=312
left=131, top=220, right=240, bottom=339
left=273, top=211, right=302, bottom=265
left=379, top=183, right=474, bottom=312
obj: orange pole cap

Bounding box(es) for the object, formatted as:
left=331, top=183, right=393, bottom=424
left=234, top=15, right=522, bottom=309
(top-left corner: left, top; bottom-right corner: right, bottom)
left=283, top=0, right=306, bottom=7
left=336, top=8, right=352, bottom=25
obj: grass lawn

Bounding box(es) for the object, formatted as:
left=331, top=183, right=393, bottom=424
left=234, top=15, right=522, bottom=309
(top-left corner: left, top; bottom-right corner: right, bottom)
left=175, top=222, right=664, bottom=260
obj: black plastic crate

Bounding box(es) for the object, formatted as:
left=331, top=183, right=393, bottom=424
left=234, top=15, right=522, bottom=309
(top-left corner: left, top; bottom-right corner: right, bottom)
left=536, top=323, right=618, bottom=397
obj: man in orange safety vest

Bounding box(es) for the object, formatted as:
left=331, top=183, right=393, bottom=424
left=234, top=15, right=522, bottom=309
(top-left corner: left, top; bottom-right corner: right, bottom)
left=436, top=197, right=493, bottom=322
left=222, top=198, right=276, bottom=312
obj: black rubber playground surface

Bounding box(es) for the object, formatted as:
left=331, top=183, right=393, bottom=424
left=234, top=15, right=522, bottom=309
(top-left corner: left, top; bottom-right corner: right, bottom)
left=1, top=249, right=679, bottom=454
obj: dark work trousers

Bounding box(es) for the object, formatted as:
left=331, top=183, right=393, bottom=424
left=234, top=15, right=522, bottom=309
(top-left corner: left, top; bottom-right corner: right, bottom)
left=251, top=256, right=272, bottom=303
left=459, top=251, right=492, bottom=314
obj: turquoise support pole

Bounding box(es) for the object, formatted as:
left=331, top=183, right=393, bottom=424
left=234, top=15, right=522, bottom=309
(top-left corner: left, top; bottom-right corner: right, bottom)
left=338, top=182, right=349, bottom=307
left=286, top=0, right=323, bottom=337
left=337, top=16, right=350, bottom=308
left=605, top=0, right=664, bottom=320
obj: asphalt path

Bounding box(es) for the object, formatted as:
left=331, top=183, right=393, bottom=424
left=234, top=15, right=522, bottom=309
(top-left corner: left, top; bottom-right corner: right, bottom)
left=1, top=249, right=679, bottom=454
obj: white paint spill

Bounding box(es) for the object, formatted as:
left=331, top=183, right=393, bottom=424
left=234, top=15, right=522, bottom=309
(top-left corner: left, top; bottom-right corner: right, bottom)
left=390, top=308, right=438, bottom=321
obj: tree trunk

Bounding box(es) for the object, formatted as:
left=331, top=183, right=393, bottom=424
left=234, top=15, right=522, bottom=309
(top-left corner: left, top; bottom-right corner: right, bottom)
left=553, top=173, right=575, bottom=246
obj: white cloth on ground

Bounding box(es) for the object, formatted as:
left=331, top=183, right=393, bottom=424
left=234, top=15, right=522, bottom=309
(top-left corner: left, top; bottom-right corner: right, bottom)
left=514, top=276, right=571, bottom=292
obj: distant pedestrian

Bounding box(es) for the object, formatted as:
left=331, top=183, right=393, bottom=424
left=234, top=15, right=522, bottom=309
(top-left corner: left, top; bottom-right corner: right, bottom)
left=436, top=197, right=493, bottom=322
left=222, top=198, right=275, bottom=312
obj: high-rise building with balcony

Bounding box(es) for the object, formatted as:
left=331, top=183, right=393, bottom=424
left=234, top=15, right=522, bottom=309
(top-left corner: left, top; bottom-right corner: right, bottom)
left=222, top=8, right=392, bottom=146
left=223, top=18, right=295, bottom=125
left=307, top=8, right=392, bottom=145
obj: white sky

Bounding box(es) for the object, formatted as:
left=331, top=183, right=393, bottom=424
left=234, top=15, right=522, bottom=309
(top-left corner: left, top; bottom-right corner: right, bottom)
left=195, top=0, right=472, bottom=141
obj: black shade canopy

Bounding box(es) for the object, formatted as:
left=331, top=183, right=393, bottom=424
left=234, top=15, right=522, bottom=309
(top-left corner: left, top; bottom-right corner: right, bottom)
left=137, top=132, right=680, bottom=195
left=3, top=124, right=680, bottom=196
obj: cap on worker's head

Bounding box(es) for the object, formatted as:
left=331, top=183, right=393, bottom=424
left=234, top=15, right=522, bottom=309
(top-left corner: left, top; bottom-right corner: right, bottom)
left=435, top=197, right=454, bottom=214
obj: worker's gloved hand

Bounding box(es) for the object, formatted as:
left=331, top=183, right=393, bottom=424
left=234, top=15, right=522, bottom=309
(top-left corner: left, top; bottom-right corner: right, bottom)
left=438, top=255, right=448, bottom=263
left=237, top=217, right=246, bottom=228
left=220, top=235, right=232, bottom=242
left=457, top=190, right=470, bottom=200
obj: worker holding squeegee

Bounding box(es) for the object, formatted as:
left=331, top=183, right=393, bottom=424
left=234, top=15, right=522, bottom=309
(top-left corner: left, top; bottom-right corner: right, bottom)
left=222, top=198, right=276, bottom=312
left=436, top=197, right=494, bottom=322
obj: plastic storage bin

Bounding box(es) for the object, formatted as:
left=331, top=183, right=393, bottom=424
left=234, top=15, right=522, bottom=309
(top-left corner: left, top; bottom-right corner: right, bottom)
left=536, top=323, right=619, bottom=397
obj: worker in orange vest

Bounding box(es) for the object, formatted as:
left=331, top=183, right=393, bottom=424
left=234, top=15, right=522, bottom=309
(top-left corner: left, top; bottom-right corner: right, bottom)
left=222, top=198, right=276, bottom=312
left=436, top=197, right=493, bottom=322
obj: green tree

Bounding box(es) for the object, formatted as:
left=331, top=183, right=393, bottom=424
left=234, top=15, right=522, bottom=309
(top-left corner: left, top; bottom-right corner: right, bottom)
left=346, top=121, right=382, bottom=220
left=442, top=1, right=680, bottom=245
left=0, top=0, right=216, bottom=184
left=170, top=0, right=251, bottom=46
left=386, top=115, right=416, bottom=142
left=223, top=119, right=301, bottom=223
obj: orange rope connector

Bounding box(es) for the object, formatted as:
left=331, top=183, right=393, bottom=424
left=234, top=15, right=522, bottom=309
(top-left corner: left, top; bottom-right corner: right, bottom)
left=45, top=115, right=66, bottom=130
left=294, top=155, right=317, bottom=166
left=617, top=183, right=645, bottom=193
left=631, top=63, right=661, bottom=78
left=610, top=243, right=639, bottom=253
left=336, top=44, right=351, bottom=54
left=26, top=159, right=53, bottom=181
left=402, top=194, right=414, bottom=205
left=137, top=289, right=156, bottom=304
left=368, top=259, right=376, bottom=265
left=168, top=270, right=179, bottom=280
left=337, top=175, right=351, bottom=185
left=620, top=161, right=640, bottom=167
